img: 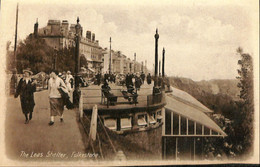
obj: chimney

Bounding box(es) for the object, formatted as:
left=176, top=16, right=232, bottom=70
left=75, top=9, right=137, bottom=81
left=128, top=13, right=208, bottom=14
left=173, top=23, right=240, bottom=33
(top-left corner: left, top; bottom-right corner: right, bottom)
left=86, top=31, right=91, bottom=40
left=92, top=33, right=95, bottom=41
left=34, top=18, right=38, bottom=37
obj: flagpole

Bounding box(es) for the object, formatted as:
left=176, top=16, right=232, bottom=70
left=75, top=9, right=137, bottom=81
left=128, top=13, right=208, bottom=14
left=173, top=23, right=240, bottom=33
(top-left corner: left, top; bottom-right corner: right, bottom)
left=14, top=3, right=19, bottom=69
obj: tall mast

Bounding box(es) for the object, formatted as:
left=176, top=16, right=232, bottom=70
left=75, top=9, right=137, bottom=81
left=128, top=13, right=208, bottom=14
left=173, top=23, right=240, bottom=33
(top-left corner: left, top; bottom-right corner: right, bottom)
left=154, top=29, right=159, bottom=87
left=109, top=37, right=112, bottom=74
left=141, top=61, right=143, bottom=73
left=14, top=3, right=19, bottom=69
left=73, top=17, right=81, bottom=106
left=162, top=48, right=165, bottom=77
left=134, top=53, right=136, bottom=73
left=159, top=60, right=161, bottom=75
left=145, top=60, right=147, bottom=74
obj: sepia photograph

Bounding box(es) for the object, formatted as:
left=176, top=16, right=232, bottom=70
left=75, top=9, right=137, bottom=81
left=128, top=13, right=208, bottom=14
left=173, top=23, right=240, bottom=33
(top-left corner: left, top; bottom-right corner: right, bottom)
left=0, top=0, right=259, bottom=166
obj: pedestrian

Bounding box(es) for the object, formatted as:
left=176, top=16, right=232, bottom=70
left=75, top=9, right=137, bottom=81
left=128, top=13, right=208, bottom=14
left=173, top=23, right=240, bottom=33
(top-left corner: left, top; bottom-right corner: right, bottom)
left=48, top=70, right=67, bottom=126
left=61, top=71, right=66, bottom=83
left=104, top=71, right=109, bottom=83
left=146, top=73, right=152, bottom=85
left=65, top=71, right=74, bottom=91
left=101, top=80, right=117, bottom=105
left=10, top=69, right=18, bottom=95
left=65, top=71, right=74, bottom=102
left=14, top=68, right=37, bottom=124
left=140, top=72, right=145, bottom=84
left=135, top=74, right=142, bottom=91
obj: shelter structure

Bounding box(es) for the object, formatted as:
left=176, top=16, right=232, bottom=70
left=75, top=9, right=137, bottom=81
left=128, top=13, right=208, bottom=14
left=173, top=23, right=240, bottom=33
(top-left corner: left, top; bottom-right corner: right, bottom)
left=162, top=87, right=226, bottom=160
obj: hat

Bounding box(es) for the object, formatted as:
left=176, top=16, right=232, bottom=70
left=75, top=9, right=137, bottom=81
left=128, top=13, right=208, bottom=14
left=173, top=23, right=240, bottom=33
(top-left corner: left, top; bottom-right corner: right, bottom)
left=23, top=68, right=33, bottom=75
left=67, top=71, right=71, bottom=74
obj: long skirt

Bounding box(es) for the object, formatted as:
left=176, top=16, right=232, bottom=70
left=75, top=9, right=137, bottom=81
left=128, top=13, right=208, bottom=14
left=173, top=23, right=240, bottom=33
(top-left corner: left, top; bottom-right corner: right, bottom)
left=50, top=98, right=64, bottom=116
left=20, top=96, right=35, bottom=114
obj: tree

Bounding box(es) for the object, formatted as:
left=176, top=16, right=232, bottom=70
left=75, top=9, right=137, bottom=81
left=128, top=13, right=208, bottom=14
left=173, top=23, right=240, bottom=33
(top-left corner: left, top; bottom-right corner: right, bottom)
left=16, top=35, right=54, bottom=74
left=6, top=41, right=14, bottom=71
left=80, top=55, right=88, bottom=68
left=55, top=47, right=75, bottom=73
left=16, top=35, right=76, bottom=74
left=235, top=47, right=254, bottom=156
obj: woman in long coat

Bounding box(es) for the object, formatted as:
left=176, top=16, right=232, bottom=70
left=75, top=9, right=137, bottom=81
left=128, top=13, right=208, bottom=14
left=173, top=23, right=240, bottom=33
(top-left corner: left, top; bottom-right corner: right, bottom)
left=15, top=68, right=37, bottom=124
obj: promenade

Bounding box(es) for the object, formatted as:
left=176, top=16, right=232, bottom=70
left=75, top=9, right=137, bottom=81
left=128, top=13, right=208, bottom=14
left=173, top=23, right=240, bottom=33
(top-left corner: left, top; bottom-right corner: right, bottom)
left=5, top=90, right=88, bottom=161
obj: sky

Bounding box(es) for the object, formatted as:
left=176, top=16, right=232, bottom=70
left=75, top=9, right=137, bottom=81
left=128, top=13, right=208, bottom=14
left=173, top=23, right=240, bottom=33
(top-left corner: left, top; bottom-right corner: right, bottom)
left=1, top=0, right=258, bottom=81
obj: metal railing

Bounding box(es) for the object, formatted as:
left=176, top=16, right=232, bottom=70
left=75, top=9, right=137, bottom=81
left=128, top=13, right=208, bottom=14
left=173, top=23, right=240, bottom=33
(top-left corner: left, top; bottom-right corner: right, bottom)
left=80, top=87, right=165, bottom=109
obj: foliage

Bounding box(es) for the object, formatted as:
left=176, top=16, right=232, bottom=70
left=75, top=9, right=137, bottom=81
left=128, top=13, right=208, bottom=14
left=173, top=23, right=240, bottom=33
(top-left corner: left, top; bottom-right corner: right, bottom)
left=169, top=77, right=239, bottom=120
left=55, top=47, right=75, bottom=73
left=16, top=35, right=77, bottom=74
left=169, top=47, right=254, bottom=159
left=6, top=41, right=15, bottom=71
left=235, top=47, right=254, bottom=156
left=16, top=35, right=54, bottom=74
left=80, top=55, right=88, bottom=68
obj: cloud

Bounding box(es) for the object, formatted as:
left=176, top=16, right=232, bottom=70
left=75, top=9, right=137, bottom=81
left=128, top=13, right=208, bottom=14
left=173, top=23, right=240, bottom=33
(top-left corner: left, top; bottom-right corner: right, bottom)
left=1, top=1, right=255, bottom=81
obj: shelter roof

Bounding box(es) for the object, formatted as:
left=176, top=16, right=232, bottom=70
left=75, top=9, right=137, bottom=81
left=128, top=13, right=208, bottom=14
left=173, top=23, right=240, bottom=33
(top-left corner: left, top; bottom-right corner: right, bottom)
left=170, top=87, right=213, bottom=113
left=165, top=91, right=226, bottom=136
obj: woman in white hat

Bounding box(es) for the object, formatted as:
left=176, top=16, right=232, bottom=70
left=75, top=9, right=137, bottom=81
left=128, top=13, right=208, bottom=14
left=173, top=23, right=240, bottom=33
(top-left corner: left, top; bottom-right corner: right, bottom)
left=48, top=70, right=67, bottom=125
left=15, top=68, right=37, bottom=124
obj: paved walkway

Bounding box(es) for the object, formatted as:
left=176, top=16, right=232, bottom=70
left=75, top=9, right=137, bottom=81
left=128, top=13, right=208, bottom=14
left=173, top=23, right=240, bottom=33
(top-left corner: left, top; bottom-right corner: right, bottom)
left=5, top=90, right=87, bottom=161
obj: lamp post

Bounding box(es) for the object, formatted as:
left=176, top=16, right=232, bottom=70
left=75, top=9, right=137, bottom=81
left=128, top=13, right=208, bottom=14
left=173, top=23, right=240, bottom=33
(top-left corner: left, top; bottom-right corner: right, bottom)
left=154, top=29, right=159, bottom=88
left=54, top=46, right=58, bottom=70
left=109, top=37, right=112, bottom=74
left=134, top=53, right=136, bottom=73
left=162, top=48, right=165, bottom=77
left=73, top=17, right=81, bottom=106
left=162, top=48, right=165, bottom=90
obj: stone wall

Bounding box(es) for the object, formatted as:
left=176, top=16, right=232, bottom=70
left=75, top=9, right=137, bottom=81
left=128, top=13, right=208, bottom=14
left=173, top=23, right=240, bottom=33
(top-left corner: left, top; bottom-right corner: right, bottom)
left=124, top=125, right=162, bottom=158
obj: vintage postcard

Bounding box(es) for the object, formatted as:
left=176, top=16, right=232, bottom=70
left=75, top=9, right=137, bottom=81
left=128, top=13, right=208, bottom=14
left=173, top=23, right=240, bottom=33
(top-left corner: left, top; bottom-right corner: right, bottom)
left=0, top=0, right=259, bottom=166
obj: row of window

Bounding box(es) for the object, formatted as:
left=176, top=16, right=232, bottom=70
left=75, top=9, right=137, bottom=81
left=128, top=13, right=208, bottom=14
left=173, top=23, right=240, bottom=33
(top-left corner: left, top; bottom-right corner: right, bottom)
left=165, top=111, right=219, bottom=136
left=104, top=110, right=162, bottom=131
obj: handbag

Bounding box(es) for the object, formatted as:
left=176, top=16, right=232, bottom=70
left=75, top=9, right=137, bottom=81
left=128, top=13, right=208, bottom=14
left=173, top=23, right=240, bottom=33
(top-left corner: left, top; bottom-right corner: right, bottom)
left=58, top=86, right=74, bottom=109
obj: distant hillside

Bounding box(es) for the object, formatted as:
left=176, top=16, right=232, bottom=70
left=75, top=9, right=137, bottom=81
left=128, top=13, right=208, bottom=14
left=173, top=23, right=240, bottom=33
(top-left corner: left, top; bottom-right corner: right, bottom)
left=168, top=77, right=241, bottom=119
left=197, top=79, right=240, bottom=100
left=169, top=77, right=240, bottom=100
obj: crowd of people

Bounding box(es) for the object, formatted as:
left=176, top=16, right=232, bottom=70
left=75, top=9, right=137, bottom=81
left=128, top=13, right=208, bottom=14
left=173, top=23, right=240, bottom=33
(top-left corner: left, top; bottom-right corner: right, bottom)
left=10, top=68, right=170, bottom=125
left=13, top=68, right=75, bottom=125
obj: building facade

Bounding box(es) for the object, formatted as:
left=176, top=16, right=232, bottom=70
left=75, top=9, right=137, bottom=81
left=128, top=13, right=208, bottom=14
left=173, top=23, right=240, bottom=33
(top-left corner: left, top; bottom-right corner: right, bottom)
left=35, top=19, right=103, bottom=73
left=35, top=19, right=148, bottom=75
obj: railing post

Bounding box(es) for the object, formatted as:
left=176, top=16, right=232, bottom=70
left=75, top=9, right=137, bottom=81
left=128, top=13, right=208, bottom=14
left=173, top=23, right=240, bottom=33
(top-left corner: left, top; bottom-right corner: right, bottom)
left=79, top=92, right=83, bottom=118
left=89, top=105, right=98, bottom=141
left=101, top=89, right=103, bottom=104
left=107, top=97, right=109, bottom=108
left=162, top=107, right=165, bottom=136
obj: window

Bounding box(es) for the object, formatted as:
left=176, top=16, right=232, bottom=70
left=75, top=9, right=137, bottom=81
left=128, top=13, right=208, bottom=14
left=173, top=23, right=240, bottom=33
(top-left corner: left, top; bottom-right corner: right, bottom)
left=173, top=113, right=179, bottom=135
left=181, top=116, right=187, bottom=135
left=104, top=118, right=116, bottom=130
left=152, top=113, right=156, bottom=119
left=196, top=123, right=202, bottom=135
left=212, top=130, right=218, bottom=135
left=188, top=119, right=195, bottom=135
left=138, top=115, right=147, bottom=126
left=120, top=117, right=132, bottom=130
left=165, top=110, right=171, bottom=134
left=204, top=126, right=210, bottom=135
left=157, top=110, right=162, bottom=121
left=149, top=114, right=156, bottom=125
